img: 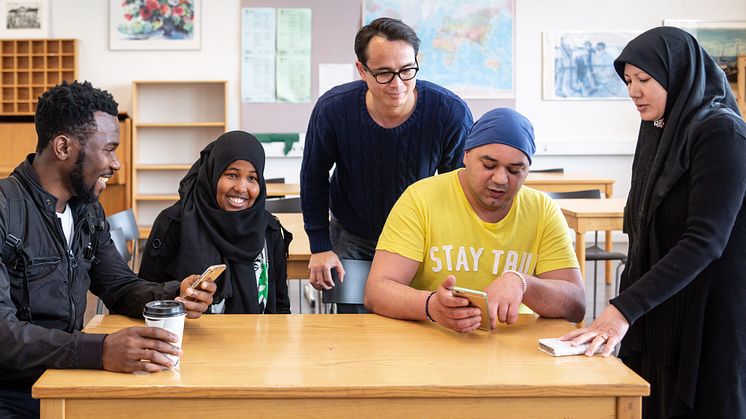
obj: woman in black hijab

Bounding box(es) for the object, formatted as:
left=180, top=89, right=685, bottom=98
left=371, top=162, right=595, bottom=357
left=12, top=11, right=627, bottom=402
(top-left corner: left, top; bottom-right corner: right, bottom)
left=563, top=27, right=746, bottom=417
left=139, top=131, right=292, bottom=314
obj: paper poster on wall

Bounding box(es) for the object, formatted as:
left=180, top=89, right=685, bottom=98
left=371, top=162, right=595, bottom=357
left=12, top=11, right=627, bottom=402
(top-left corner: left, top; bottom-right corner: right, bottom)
left=363, top=0, right=514, bottom=99
left=318, top=64, right=355, bottom=97
left=241, top=7, right=276, bottom=102
left=241, top=7, right=311, bottom=103
left=277, top=55, right=311, bottom=102
left=276, top=8, right=311, bottom=103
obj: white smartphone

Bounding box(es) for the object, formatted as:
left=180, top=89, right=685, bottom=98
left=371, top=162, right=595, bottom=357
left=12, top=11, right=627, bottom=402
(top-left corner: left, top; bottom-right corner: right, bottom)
left=181, top=264, right=226, bottom=299
left=452, top=286, right=491, bottom=331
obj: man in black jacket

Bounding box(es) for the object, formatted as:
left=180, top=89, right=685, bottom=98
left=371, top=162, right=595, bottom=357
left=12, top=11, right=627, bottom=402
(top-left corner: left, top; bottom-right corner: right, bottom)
left=0, top=81, right=216, bottom=418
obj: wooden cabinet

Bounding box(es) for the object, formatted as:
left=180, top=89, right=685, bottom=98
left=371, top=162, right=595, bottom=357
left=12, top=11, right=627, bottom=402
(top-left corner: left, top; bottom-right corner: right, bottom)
left=0, top=114, right=132, bottom=216
left=131, top=81, right=227, bottom=234
left=1, top=39, right=76, bottom=115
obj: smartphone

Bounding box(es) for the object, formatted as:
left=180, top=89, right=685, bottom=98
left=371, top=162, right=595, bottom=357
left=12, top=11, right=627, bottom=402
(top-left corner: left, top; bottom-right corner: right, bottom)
left=452, top=286, right=491, bottom=331
left=181, top=264, right=226, bottom=299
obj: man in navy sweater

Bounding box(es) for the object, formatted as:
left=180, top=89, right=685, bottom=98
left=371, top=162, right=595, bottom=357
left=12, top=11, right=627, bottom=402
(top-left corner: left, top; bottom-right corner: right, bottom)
left=300, top=17, right=473, bottom=313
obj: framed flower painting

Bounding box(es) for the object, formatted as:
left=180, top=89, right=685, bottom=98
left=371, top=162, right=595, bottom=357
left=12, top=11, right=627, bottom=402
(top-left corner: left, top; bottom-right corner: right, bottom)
left=109, top=0, right=201, bottom=50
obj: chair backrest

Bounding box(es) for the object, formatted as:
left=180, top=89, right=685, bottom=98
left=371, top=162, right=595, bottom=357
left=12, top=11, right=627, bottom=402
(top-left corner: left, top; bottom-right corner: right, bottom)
left=109, top=227, right=131, bottom=263
left=265, top=197, right=302, bottom=213
left=107, top=208, right=139, bottom=241
left=322, top=259, right=371, bottom=305
left=531, top=167, right=564, bottom=173
left=547, top=189, right=602, bottom=199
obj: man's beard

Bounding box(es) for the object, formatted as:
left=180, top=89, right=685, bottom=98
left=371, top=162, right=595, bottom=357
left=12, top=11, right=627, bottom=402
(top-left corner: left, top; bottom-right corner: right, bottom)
left=69, top=148, right=97, bottom=203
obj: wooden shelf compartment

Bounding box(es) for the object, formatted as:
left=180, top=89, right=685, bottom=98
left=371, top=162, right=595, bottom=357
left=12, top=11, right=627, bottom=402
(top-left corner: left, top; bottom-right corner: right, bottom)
left=0, top=39, right=77, bottom=115
left=134, top=125, right=225, bottom=165
left=132, top=81, right=227, bottom=124
left=131, top=80, right=228, bottom=228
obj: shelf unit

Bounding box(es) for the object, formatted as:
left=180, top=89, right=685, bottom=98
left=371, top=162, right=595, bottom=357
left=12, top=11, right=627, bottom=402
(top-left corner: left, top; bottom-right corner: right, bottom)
left=0, top=114, right=131, bottom=216
left=132, top=81, right=228, bottom=234
left=0, top=39, right=77, bottom=115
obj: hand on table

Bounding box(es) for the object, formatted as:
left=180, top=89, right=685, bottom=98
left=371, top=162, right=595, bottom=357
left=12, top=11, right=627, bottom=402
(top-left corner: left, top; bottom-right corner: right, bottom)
left=560, top=304, right=629, bottom=357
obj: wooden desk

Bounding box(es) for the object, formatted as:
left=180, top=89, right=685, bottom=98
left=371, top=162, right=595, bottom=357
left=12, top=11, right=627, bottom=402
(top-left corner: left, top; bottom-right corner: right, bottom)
left=275, top=212, right=310, bottom=279
left=526, top=172, right=614, bottom=198
left=527, top=173, right=617, bottom=284
left=267, top=182, right=300, bottom=197
left=33, top=314, right=648, bottom=418
left=556, top=199, right=626, bottom=283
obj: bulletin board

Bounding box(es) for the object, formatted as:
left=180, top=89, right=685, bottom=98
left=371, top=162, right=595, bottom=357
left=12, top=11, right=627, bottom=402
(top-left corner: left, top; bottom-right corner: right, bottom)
left=239, top=0, right=514, bottom=134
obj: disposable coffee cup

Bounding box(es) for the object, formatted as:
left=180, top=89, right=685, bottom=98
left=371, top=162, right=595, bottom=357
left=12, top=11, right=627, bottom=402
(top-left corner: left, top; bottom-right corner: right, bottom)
left=143, top=300, right=186, bottom=367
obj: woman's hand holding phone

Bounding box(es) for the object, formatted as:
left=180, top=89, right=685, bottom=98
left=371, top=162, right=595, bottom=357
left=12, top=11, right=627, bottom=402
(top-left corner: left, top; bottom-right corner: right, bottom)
left=176, top=264, right=224, bottom=318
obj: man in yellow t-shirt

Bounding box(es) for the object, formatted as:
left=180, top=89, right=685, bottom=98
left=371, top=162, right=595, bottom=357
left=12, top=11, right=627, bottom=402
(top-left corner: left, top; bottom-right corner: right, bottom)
left=365, top=108, right=585, bottom=333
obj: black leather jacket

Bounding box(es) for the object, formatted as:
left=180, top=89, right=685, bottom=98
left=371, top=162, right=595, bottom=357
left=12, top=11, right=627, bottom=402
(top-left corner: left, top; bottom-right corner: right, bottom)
left=0, top=156, right=180, bottom=391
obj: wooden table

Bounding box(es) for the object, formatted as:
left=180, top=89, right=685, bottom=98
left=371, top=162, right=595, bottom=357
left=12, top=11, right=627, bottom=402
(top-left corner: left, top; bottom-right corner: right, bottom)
left=556, top=199, right=626, bottom=284
left=266, top=176, right=613, bottom=200
left=526, top=173, right=617, bottom=284
left=33, top=314, right=648, bottom=418
left=267, top=182, right=300, bottom=197
left=526, top=172, right=614, bottom=198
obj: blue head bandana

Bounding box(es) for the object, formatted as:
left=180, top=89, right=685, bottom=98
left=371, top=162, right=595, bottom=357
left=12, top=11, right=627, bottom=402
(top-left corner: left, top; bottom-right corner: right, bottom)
left=464, top=108, right=536, bottom=164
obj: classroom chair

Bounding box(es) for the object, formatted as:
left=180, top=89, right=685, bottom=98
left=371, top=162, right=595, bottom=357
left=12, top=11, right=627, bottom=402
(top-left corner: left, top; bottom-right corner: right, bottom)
left=265, top=197, right=302, bottom=213
left=322, top=259, right=372, bottom=313
left=107, top=208, right=141, bottom=270
left=530, top=167, right=565, bottom=173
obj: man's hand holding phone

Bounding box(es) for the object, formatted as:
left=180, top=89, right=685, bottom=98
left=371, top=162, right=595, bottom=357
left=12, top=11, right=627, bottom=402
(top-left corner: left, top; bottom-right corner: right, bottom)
left=427, top=275, right=483, bottom=333
left=176, top=264, right=223, bottom=318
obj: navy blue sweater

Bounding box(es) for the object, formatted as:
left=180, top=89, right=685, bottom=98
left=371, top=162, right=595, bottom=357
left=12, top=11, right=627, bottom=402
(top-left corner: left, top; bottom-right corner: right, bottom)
left=300, top=79, right=472, bottom=252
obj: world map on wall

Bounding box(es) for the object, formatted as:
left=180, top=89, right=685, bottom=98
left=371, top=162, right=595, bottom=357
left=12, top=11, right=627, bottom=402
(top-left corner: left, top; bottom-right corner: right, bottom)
left=364, top=0, right=514, bottom=99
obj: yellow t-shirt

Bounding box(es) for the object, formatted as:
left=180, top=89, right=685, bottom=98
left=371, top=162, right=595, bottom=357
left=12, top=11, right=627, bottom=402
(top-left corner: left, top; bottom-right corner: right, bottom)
left=377, top=169, right=579, bottom=292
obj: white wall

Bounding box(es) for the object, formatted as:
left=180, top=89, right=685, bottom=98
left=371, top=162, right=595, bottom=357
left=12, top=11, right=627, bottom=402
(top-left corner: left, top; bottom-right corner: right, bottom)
left=50, top=0, right=242, bottom=128
left=47, top=0, right=746, bottom=194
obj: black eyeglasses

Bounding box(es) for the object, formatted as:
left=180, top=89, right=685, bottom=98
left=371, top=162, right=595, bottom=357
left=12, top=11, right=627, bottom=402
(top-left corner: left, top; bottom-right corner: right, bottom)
left=362, top=63, right=419, bottom=84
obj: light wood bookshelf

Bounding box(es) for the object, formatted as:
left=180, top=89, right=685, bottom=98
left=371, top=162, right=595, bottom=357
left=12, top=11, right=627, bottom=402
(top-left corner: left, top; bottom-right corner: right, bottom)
left=0, top=39, right=77, bottom=115
left=131, top=80, right=228, bottom=234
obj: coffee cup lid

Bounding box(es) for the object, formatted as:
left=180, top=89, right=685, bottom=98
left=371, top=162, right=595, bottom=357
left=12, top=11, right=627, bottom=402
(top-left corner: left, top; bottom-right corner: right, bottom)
left=143, top=300, right=186, bottom=317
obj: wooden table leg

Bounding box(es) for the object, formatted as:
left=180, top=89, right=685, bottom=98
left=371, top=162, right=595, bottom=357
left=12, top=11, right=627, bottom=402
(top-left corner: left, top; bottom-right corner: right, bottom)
left=605, top=230, right=613, bottom=285
left=616, top=396, right=641, bottom=419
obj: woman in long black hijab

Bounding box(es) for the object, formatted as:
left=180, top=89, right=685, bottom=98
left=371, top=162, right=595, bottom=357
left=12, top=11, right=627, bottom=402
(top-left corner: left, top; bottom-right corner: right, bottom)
left=563, top=27, right=746, bottom=417
left=139, top=131, right=292, bottom=314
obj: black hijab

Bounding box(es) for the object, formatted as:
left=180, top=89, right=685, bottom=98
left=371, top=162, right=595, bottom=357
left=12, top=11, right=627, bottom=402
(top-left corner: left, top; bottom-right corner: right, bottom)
left=172, top=130, right=268, bottom=312
left=614, top=27, right=742, bottom=278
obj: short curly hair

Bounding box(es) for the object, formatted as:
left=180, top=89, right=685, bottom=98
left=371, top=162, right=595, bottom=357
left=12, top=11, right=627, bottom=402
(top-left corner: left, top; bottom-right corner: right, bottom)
left=34, top=81, right=119, bottom=153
